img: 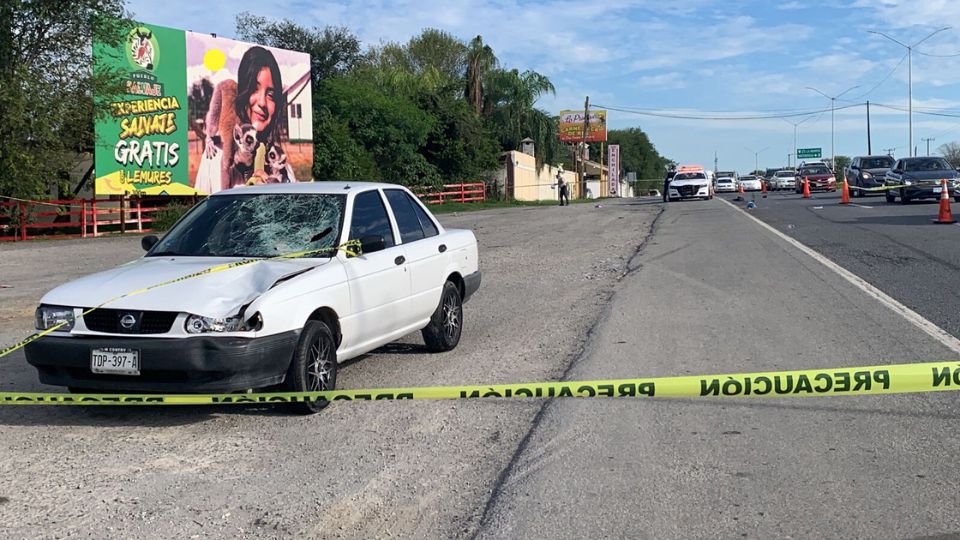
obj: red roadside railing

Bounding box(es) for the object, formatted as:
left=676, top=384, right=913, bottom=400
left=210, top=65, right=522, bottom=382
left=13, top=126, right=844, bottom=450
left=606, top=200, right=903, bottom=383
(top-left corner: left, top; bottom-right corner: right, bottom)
left=0, top=195, right=179, bottom=242
left=414, top=182, right=486, bottom=204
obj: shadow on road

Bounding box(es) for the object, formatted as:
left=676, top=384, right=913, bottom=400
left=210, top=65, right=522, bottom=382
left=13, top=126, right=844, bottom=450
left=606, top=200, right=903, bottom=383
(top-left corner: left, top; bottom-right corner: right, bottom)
left=852, top=213, right=950, bottom=226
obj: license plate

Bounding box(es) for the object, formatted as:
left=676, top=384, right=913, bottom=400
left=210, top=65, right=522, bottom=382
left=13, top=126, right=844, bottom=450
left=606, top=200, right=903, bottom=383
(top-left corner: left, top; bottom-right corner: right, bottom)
left=91, top=348, right=140, bottom=376
left=933, top=186, right=942, bottom=193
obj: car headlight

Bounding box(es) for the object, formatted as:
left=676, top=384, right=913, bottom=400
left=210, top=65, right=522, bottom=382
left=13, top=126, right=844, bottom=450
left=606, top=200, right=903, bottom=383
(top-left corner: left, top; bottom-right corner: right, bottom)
left=862, top=172, right=872, bottom=179
left=828, top=177, right=836, bottom=183
left=903, top=179, right=913, bottom=186
left=35, top=305, right=75, bottom=331
left=185, top=313, right=260, bottom=334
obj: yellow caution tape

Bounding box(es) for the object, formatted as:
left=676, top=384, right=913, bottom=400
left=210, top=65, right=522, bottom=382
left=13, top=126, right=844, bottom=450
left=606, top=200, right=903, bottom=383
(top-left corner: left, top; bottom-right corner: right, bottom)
left=847, top=184, right=906, bottom=192
left=0, top=240, right=363, bottom=359
left=2, top=361, right=959, bottom=406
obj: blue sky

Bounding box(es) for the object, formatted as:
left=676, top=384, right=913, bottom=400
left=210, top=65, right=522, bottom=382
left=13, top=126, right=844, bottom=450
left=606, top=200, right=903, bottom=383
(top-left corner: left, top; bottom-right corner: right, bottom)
left=128, top=0, right=960, bottom=174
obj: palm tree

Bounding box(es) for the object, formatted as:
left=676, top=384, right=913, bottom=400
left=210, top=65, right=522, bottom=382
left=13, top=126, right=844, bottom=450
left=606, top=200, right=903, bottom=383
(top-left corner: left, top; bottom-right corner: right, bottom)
left=464, top=35, right=497, bottom=116
left=484, top=68, right=559, bottom=168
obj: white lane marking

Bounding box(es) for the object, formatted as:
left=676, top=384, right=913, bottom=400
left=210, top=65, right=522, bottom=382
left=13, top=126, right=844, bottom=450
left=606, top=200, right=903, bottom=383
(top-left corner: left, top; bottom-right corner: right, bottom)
left=850, top=203, right=874, bottom=209
left=717, top=197, right=960, bottom=355
left=813, top=206, right=824, bottom=209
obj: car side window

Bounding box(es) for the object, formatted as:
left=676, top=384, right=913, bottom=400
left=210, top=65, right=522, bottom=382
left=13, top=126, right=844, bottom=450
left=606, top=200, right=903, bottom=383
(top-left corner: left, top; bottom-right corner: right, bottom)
left=406, top=193, right=439, bottom=238
left=349, top=191, right=395, bottom=248
left=384, top=189, right=425, bottom=243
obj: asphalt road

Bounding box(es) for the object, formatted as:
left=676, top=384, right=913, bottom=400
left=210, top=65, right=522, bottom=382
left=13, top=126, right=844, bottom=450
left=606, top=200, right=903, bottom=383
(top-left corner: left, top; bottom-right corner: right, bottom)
left=2, top=195, right=960, bottom=538
left=718, top=189, right=960, bottom=341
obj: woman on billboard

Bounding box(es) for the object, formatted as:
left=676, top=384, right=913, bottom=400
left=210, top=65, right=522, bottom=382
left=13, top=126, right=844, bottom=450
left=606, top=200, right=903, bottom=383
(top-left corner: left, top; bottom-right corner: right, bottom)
left=197, top=46, right=294, bottom=192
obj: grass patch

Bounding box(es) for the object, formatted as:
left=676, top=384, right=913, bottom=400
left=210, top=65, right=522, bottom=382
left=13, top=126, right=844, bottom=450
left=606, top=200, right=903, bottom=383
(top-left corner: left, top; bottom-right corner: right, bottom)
left=429, top=197, right=595, bottom=214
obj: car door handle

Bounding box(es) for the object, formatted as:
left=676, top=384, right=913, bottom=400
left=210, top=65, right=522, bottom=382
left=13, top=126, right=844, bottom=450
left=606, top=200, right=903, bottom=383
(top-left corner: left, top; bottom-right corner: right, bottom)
left=438, top=244, right=447, bottom=253
left=394, top=256, right=406, bottom=265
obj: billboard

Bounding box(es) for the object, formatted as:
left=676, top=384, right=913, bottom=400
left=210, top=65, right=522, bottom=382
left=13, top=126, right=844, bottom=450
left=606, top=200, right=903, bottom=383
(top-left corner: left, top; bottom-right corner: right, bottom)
left=608, top=144, right=620, bottom=196
left=558, top=110, right=607, bottom=143
left=94, top=22, right=313, bottom=196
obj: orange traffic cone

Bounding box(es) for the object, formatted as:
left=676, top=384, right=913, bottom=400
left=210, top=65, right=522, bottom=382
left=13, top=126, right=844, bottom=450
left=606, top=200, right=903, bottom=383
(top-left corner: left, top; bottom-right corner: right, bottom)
left=761, top=180, right=767, bottom=194
left=802, top=177, right=811, bottom=199
left=934, top=178, right=956, bottom=224
left=739, top=183, right=745, bottom=194
left=840, top=178, right=850, bottom=205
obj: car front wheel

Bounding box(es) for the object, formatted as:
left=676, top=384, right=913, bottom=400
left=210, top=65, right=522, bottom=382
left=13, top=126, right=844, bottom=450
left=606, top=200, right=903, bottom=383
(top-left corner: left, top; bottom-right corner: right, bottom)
left=886, top=191, right=896, bottom=203
left=285, top=320, right=338, bottom=414
left=422, top=280, right=463, bottom=352
left=899, top=189, right=910, bottom=205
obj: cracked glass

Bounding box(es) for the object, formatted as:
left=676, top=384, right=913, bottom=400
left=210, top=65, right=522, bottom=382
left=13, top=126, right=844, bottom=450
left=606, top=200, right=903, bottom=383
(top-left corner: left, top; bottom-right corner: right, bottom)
left=150, top=193, right=347, bottom=258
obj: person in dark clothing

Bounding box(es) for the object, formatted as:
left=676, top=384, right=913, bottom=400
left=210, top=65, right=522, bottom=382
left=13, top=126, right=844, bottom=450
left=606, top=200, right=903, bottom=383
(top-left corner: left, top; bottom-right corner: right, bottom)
left=663, top=169, right=676, bottom=202
left=557, top=171, right=570, bottom=206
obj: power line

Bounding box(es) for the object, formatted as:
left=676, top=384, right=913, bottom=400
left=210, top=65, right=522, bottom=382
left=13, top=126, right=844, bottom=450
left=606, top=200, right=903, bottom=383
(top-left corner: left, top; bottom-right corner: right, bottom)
left=594, top=102, right=864, bottom=121
left=915, top=49, right=960, bottom=58
left=872, top=102, right=960, bottom=118
left=850, top=51, right=909, bottom=100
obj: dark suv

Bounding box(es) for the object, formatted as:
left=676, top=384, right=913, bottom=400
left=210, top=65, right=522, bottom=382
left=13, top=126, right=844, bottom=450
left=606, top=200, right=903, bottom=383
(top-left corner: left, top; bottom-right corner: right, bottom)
left=884, top=157, right=960, bottom=204
left=845, top=155, right=895, bottom=197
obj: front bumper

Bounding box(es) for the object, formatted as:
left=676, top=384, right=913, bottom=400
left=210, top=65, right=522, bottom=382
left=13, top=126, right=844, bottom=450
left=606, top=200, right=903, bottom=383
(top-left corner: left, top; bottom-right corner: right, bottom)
left=669, top=184, right=710, bottom=199
left=901, top=185, right=956, bottom=199
left=24, top=331, right=299, bottom=392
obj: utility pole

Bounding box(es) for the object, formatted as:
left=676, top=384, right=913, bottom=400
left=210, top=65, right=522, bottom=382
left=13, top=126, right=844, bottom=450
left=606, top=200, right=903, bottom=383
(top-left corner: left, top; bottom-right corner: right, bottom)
left=869, top=27, right=952, bottom=157
left=883, top=147, right=896, bottom=156
left=714, top=151, right=718, bottom=175
left=866, top=101, right=872, bottom=155
left=579, top=96, right=590, bottom=198
left=807, top=85, right=860, bottom=172
left=923, top=137, right=935, bottom=156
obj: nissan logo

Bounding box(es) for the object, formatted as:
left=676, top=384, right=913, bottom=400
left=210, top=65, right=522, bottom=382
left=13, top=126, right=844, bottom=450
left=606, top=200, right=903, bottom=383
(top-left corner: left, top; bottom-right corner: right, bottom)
left=120, top=314, right=137, bottom=329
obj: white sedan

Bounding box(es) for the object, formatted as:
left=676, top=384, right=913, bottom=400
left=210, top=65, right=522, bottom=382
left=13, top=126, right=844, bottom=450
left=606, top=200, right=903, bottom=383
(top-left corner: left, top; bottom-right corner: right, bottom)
left=716, top=178, right=737, bottom=192
left=738, top=176, right=763, bottom=191
left=25, top=182, right=481, bottom=413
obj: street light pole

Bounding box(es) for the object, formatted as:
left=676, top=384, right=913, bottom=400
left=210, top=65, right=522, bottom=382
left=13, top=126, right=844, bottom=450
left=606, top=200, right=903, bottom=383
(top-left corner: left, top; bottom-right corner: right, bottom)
left=745, top=146, right=770, bottom=174
left=807, top=85, right=860, bottom=171
left=781, top=116, right=813, bottom=169
left=869, top=27, right=951, bottom=157
left=922, top=137, right=935, bottom=156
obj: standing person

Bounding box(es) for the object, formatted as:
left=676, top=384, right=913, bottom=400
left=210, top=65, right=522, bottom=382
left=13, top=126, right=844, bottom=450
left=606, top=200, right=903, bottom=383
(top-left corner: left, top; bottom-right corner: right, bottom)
left=663, top=168, right=675, bottom=202
left=557, top=169, right=569, bottom=206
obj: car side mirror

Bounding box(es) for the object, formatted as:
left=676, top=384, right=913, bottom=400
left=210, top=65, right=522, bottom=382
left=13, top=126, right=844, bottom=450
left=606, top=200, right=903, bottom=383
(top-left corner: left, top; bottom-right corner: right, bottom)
left=358, top=235, right=386, bottom=256
left=141, top=235, right=159, bottom=252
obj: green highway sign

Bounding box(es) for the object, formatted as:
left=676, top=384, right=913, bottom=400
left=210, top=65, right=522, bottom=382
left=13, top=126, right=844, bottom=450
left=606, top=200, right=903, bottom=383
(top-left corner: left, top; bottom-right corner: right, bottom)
left=797, top=148, right=822, bottom=159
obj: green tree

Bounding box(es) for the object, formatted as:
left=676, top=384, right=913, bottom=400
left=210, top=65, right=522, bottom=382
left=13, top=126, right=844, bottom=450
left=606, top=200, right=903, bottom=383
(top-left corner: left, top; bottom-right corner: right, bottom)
left=0, top=1, right=130, bottom=199
left=484, top=68, right=561, bottom=168
left=235, top=12, right=361, bottom=87
left=464, top=35, right=497, bottom=116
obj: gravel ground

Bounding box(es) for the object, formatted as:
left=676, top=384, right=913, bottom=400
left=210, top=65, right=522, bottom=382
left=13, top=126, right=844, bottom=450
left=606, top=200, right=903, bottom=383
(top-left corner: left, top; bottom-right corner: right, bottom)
left=0, top=198, right=659, bottom=539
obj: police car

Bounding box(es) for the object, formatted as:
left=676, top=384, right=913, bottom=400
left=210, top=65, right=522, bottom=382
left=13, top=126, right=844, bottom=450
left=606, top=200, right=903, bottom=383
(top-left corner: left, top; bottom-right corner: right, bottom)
left=667, top=165, right=713, bottom=201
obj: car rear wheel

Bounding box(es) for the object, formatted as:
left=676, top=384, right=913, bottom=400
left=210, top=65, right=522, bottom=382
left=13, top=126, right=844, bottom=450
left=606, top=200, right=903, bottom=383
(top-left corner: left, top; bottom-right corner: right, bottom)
left=422, top=280, right=463, bottom=352
left=284, top=320, right=338, bottom=414
left=886, top=191, right=896, bottom=203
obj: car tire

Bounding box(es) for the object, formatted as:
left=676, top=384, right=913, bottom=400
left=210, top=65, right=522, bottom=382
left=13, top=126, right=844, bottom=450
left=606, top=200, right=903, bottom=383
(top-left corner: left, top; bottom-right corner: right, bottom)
left=284, top=320, right=338, bottom=414
left=886, top=191, right=896, bottom=203
left=954, top=196, right=960, bottom=203
left=422, top=280, right=463, bottom=352
left=899, top=189, right=910, bottom=205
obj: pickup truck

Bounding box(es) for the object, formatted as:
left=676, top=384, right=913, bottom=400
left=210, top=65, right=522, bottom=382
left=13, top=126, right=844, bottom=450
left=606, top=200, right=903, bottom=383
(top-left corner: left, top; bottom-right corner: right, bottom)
left=25, top=182, right=481, bottom=413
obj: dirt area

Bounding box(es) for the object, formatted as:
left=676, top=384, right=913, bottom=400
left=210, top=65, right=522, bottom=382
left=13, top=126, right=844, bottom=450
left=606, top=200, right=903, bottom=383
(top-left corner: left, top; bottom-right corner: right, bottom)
left=0, top=198, right=659, bottom=538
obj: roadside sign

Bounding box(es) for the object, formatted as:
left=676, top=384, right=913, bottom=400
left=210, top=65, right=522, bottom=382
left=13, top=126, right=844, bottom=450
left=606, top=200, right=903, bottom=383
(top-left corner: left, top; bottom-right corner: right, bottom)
left=797, top=148, right=822, bottom=159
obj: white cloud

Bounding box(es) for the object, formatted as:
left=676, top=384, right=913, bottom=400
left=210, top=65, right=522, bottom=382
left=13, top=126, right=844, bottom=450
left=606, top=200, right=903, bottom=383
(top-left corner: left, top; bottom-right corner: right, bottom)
left=777, top=1, right=804, bottom=10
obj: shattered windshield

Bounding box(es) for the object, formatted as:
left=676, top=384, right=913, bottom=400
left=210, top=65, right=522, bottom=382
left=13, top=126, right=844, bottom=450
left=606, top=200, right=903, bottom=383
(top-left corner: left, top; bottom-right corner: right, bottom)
left=150, top=193, right=347, bottom=258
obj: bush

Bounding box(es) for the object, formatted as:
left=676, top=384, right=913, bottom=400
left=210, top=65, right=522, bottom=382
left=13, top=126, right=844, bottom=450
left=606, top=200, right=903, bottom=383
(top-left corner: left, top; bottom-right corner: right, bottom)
left=151, top=202, right=192, bottom=232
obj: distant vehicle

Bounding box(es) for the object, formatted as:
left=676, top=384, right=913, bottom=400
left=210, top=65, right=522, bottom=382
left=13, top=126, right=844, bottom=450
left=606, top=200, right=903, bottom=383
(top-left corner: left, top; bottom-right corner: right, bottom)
left=884, top=157, right=960, bottom=204
left=773, top=170, right=797, bottom=191
left=738, top=176, right=762, bottom=191
left=846, top=155, right=895, bottom=197
left=667, top=165, right=713, bottom=201
left=795, top=163, right=836, bottom=193
left=716, top=171, right=738, bottom=183
left=716, top=177, right=737, bottom=192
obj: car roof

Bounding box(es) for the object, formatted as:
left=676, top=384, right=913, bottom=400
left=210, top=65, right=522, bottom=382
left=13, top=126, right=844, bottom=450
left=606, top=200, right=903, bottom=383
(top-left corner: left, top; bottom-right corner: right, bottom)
left=214, top=181, right=404, bottom=197
left=858, top=155, right=894, bottom=159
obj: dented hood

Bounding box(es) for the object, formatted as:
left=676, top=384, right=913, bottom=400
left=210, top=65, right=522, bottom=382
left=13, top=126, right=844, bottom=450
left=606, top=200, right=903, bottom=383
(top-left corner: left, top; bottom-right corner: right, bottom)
left=41, top=256, right=328, bottom=317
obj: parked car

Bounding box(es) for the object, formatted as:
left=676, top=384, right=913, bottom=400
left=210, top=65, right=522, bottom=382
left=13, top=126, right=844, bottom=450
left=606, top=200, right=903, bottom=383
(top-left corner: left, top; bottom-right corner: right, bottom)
left=795, top=163, right=836, bottom=193
left=773, top=170, right=797, bottom=191
left=716, top=171, right=738, bottom=185
left=716, top=177, right=737, bottom=192
left=884, top=157, right=960, bottom=204
left=846, top=155, right=895, bottom=197
left=25, top=182, right=481, bottom=413
left=738, top=176, right=763, bottom=191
